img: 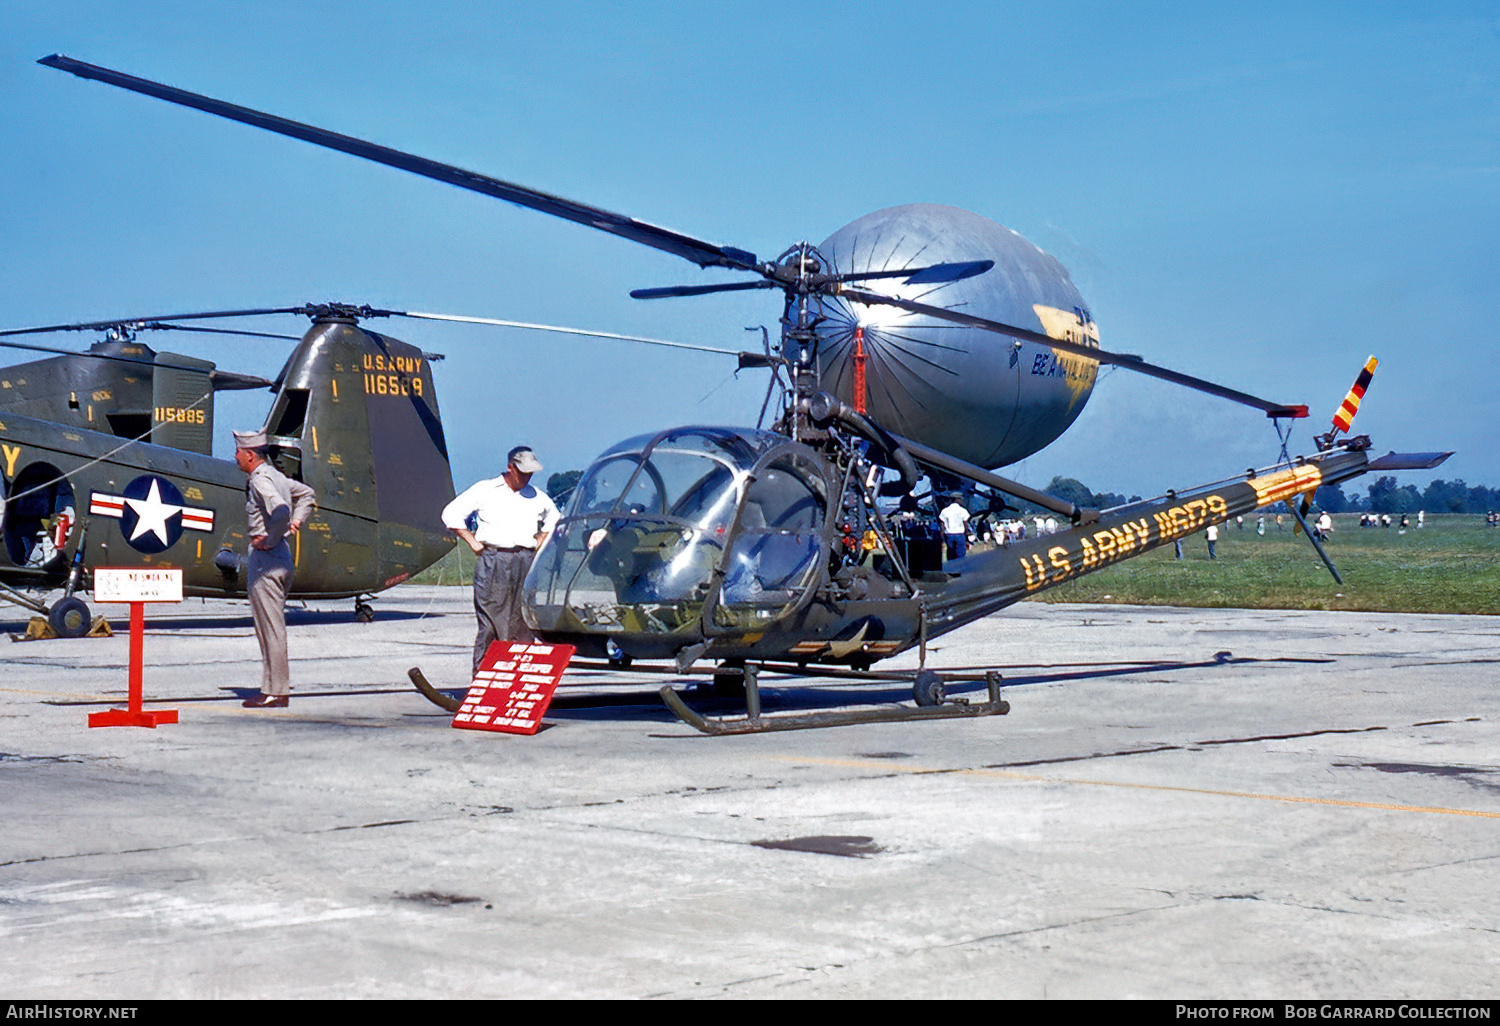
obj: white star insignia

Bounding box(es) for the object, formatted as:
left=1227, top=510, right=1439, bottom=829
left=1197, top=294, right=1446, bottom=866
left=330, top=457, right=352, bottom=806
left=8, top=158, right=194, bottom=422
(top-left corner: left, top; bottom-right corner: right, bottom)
left=124, top=479, right=183, bottom=546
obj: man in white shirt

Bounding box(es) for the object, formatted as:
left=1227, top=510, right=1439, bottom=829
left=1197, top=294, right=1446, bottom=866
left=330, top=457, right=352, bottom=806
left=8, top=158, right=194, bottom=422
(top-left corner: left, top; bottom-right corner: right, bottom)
left=442, top=446, right=561, bottom=675
left=938, top=495, right=971, bottom=560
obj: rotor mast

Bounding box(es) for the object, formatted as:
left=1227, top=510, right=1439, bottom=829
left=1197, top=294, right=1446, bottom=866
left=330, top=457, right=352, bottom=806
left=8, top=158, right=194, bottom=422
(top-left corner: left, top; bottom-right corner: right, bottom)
left=772, top=243, right=836, bottom=445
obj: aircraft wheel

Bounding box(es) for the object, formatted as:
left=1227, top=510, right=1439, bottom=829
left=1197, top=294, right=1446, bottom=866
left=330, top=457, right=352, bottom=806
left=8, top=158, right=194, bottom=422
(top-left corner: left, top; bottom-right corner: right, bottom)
left=354, top=600, right=375, bottom=623
left=913, top=669, right=945, bottom=707
left=48, top=597, right=92, bottom=639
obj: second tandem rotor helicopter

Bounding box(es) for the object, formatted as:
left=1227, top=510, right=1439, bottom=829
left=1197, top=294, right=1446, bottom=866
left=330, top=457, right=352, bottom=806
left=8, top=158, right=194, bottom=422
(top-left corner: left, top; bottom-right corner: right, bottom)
left=26, top=56, right=1452, bottom=732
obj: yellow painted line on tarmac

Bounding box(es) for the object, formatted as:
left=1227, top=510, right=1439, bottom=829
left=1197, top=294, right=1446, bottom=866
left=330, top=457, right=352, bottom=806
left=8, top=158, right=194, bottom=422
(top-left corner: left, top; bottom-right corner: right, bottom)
left=776, top=755, right=1500, bottom=820
left=0, top=686, right=118, bottom=701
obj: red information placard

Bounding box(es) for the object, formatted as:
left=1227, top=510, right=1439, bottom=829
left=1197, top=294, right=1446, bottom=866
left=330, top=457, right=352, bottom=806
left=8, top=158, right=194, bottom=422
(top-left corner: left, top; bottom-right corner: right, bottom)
left=451, top=640, right=575, bottom=735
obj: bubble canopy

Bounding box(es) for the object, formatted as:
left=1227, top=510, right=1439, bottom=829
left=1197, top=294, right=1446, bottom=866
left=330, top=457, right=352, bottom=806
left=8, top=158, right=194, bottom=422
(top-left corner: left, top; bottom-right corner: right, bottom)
left=525, top=427, right=833, bottom=654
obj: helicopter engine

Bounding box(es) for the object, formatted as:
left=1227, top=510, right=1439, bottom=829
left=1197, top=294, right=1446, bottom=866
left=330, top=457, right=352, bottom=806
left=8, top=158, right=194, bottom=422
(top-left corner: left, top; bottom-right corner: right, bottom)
left=813, top=204, right=1100, bottom=470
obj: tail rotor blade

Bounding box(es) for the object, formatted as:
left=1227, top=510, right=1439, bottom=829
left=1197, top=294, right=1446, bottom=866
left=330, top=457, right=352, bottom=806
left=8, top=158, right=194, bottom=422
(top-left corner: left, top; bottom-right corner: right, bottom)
left=1331, top=355, right=1378, bottom=435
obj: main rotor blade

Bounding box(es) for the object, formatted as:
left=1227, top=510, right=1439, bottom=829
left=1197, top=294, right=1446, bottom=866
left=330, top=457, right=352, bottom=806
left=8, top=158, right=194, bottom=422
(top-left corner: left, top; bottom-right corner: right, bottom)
left=146, top=323, right=303, bottom=341
left=838, top=260, right=995, bottom=286
left=41, top=55, right=763, bottom=274
left=837, top=286, right=1308, bottom=418
left=0, top=338, right=155, bottom=362
left=630, top=281, right=777, bottom=300
left=0, top=306, right=310, bottom=338
left=393, top=311, right=744, bottom=357
left=0, top=336, right=273, bottom=384
left=209, top=369, right=278, bottom=391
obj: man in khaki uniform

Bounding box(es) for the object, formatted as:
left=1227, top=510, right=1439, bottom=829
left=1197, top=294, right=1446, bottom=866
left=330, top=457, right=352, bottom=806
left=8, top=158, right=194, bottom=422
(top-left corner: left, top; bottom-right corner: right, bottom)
left=234, top=429, right=316, bottom=708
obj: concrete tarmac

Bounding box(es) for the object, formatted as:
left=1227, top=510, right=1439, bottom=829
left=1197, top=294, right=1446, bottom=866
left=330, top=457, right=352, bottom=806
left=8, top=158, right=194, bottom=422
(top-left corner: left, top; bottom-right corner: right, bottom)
left=1, top=588, right=1496, bottom=999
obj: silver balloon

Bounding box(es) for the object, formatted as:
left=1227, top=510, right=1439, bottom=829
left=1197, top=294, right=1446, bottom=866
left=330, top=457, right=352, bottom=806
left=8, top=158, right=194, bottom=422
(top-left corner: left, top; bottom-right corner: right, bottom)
left=814, top=204, right=1099, bottom=469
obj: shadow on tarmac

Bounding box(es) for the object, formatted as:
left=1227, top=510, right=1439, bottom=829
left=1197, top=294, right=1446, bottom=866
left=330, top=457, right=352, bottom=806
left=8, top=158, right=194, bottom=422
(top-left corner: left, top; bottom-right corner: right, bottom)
left=3, top=606, right=447, bottom=636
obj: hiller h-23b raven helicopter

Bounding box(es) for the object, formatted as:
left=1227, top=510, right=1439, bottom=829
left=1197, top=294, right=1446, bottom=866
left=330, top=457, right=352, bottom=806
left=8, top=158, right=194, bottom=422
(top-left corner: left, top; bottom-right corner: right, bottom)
left=39, top=56, right=1450, bottom=733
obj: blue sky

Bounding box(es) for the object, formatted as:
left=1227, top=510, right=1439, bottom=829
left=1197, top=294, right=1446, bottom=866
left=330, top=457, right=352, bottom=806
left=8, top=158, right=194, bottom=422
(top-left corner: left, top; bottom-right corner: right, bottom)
left=2, top=1, right=1496, bottom=500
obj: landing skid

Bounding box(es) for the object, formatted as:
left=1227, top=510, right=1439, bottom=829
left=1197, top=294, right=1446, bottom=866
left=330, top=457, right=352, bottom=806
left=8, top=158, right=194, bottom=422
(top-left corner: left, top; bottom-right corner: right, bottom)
left=408, top=662, right=1010, bottom=734
left=408, top=667, right=461, bottom=712
left=660, top=668, right=1010, bottom=736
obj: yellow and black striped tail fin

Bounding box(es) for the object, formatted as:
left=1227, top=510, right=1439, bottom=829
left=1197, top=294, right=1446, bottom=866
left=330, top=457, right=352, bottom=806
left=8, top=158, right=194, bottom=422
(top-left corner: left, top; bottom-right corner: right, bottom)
left=1331, top=356, right=1377, bottom=434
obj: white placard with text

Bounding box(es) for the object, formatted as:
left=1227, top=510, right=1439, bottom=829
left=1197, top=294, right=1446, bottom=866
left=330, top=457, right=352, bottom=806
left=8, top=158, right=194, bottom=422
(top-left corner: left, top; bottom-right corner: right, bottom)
left=94, top=567, right=184, bottom=603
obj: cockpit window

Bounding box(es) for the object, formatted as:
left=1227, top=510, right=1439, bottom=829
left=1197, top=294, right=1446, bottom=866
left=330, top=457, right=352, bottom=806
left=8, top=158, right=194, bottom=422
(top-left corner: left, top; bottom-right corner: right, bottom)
left=570, top=454, right=646, bottom=516
left=526, top=428, right=829, bottom=641
left=530, top=436, right=753, bottom=635
left=714, top=453, right=828, bottom=629
left=567, top=442, right=743, bottom=534
left=741, top=465, right=823, bottom=531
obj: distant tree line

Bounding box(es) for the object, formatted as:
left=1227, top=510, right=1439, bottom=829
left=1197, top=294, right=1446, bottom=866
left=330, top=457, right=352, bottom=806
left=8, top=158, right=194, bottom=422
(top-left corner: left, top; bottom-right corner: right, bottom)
left=1007, top=476, right=1142, bottom=515
left=1031, top=476, right=1500, bottom=518
left=546, top=469, right=582, bottom=506
left=1314, top=478, right=1500, bottom=515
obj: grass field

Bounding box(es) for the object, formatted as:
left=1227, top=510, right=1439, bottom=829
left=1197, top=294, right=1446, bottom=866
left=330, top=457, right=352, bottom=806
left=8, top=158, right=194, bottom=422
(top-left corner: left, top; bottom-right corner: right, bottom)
left=411, top=543, right=476, bottom=587
left=1034, top=513, right=1500, bottom=615
left=413, top=514, right=1500, bottom=615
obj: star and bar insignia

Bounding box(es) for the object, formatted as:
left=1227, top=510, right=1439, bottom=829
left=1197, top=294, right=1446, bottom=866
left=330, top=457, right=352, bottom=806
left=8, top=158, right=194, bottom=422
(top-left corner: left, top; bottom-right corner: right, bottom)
left=90, top=474, right=215, bottom=554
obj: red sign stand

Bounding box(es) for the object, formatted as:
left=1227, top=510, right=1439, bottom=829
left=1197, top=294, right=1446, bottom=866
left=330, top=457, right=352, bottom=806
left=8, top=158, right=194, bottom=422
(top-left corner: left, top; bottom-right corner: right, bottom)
left=89, top=568, right=181, bottom=729
left=451, top=640, right=575, bottom=735
left=89, top=602, right=179, bottom=728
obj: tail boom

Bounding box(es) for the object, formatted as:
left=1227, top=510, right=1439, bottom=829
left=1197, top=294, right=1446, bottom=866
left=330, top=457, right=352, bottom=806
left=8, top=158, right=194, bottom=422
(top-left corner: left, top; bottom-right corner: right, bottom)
left=925, top=444, right=1371, bottom=632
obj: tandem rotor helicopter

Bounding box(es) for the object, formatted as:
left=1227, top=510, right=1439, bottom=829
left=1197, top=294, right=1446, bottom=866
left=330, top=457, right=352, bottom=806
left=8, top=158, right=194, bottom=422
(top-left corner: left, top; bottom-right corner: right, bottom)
left=25, top=55, right=1450, bottom=732
left=0, top=302, right=459, bottom=636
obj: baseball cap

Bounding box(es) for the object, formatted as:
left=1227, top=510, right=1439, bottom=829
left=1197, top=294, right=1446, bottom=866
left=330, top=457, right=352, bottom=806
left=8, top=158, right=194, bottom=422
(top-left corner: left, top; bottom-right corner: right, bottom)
left=508, top=446, right=542, bottom=474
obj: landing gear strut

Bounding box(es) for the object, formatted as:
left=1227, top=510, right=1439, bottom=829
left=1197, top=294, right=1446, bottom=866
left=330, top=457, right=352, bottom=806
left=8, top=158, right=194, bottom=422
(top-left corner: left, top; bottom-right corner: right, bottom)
left=0, top=583, right=95, bottom=639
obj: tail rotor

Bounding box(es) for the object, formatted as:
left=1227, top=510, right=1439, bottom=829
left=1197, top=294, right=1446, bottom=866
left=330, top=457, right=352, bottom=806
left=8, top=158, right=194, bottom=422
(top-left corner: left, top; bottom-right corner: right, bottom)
left=1320, top=355, right=1378, bottom=449
left=1285, top=356, right=1379, bottom=584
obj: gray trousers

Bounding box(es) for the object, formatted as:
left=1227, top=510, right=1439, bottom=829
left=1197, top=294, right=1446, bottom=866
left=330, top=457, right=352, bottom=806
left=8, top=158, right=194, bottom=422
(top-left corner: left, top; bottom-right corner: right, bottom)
left=472, top=547, right=536, bottom=675
left=249, top=545, right=294, bottom=695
